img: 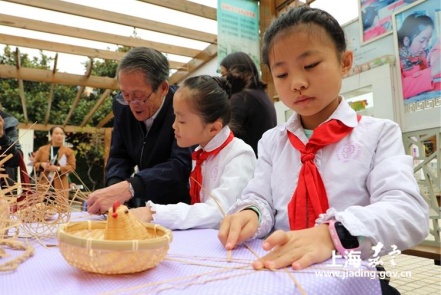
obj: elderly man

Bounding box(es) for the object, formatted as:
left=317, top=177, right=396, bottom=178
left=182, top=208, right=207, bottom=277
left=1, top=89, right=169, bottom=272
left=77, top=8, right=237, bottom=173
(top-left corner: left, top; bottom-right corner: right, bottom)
left=87, top=47, right=194, bottom=214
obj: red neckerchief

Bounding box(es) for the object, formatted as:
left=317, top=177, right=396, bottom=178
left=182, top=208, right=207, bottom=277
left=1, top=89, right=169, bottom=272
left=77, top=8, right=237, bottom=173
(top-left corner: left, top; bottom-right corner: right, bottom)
left=189, top=131, right=234, bottom=204
left=287, top=115, right=361, bottom=229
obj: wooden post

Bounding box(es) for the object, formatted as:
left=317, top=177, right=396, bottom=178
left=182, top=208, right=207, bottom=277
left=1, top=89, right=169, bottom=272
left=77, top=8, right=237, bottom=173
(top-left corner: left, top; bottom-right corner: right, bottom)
left=259, top=0, right=277, bottom=102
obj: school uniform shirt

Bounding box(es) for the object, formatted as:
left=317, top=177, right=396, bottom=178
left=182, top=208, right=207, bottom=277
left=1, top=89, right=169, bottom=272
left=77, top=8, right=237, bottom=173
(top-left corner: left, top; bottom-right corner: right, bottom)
left=148, top=126, right=256, bottom=230
left=228, top=99, right=429, bottom=259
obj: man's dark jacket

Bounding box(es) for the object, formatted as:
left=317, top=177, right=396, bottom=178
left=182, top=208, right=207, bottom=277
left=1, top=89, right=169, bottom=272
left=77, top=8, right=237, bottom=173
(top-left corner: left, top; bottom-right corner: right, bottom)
left=106, top=86, right=193, bottom=208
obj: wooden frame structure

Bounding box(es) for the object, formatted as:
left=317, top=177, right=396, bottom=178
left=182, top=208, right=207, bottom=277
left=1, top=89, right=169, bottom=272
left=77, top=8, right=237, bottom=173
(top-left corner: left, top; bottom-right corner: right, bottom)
left=0, top=0, right=314, bottom=134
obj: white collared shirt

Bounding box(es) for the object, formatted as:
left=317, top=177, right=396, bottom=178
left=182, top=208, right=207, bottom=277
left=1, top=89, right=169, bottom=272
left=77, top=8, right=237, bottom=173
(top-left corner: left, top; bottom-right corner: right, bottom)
left=144, top=96, right=165, bottom=133
left=229, top=99, right=429, bottom=258
left=149, top=126, right=256, bottom=230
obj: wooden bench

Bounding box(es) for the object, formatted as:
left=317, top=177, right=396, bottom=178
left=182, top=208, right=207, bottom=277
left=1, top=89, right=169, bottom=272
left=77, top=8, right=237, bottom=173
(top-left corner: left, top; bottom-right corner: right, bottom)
left=402, top=244, right=441, bottom=265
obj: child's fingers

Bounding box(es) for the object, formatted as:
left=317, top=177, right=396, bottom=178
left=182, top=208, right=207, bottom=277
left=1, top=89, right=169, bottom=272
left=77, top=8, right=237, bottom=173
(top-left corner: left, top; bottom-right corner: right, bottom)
left=253, top=249, right=301, bottom=270
left=217, top=216, right=233, bottom=246
left=292, top=248, right=331, bottom=270
left=264, top=252, right=314, bottom=270
left=218, top=211, right=258, bottom=250
left=261, top=230, right=289, bottom=251
left=224, top=217, right=247, bottom=249
left=291, top=253, right=316, bottom=270
left=236, top=218, right=258, bottom=245
left=218, top=215, right=242, bottom=249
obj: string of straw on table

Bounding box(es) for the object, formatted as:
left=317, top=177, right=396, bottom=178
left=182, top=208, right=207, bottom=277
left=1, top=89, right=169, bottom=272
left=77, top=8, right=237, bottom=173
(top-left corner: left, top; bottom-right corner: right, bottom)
left=189, top=176, right=306, bottom=294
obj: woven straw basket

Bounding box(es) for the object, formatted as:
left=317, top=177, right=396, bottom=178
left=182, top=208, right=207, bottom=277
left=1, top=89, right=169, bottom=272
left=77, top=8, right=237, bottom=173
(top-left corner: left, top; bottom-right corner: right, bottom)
left=57, top=221, right=172, bottom=274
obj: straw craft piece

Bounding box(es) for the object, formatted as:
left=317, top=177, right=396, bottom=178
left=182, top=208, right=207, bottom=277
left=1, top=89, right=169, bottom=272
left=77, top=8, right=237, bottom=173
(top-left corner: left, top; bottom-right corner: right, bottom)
left=0, top=151, right=76, bottom=239
left=0, top=199, right=35, bottom=272
left=0, top=199, right=14, bottom=239
left=104, top=201, right=152, bottom=240
left=12, top=186, right=71, bottom=239
left=1, top=125, right=78, bottom=270
left=57, top=201, right=172, bottom=274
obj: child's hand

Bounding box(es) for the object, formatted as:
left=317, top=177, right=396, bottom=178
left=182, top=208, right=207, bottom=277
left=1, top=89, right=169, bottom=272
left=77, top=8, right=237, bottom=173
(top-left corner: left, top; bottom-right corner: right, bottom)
left=130, top=207, right=153, bottom=223
left=252, top=224, right=334, bottom=270
left=218, top=209, right=259, bottom=250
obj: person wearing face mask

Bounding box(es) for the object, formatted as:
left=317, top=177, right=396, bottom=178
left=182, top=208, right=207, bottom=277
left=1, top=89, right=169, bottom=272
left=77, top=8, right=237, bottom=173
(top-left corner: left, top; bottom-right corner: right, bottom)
left=87, top=47, right=194, bottom=215
left=220, top=52, right=277, bottom=157
left=33, top=126, right=76, bottom=199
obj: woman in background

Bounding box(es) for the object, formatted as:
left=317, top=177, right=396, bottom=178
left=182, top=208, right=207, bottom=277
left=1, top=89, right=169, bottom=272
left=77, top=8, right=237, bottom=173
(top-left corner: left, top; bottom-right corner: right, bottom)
left=34, top=126, right=76, bottom=199
left=220, top=51, right=277, bottom=156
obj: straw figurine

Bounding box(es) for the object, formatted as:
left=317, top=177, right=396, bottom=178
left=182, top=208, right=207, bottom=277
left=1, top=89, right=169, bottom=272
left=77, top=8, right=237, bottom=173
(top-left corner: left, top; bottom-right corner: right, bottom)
left=58, top=207, right=172, bottom=274
left=104, top=201, right=152, bottom=240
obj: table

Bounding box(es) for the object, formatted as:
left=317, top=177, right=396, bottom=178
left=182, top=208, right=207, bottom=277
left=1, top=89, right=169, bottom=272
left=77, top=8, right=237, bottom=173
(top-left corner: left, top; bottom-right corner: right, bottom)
left=2, top=212, right=381, bottom=295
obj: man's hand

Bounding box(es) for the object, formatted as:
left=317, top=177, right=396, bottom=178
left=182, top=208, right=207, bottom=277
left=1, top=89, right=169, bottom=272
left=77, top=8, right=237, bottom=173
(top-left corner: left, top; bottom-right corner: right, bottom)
left=252, top=224, right=334, bottom=270
left=87, top=181, right=132, bottom=215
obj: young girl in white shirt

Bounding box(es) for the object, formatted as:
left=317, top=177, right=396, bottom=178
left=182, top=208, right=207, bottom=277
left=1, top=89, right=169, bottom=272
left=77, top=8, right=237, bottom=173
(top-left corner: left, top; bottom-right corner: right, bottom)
left=218, top=6, right=428, bottom=291
left=131, top=75, right=256, bottom=230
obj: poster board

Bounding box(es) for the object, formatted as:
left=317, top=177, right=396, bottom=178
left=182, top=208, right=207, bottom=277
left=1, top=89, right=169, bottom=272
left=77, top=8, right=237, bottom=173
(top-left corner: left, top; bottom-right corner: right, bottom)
left=392, top=0, right=441, bottom=132
left=217, top=0, right=260, bottom=70
left=274, top=64, right=402, bottom=125
left=343, top=17, right=395, bottom=66
left=359, top=0, right=419, bottom=44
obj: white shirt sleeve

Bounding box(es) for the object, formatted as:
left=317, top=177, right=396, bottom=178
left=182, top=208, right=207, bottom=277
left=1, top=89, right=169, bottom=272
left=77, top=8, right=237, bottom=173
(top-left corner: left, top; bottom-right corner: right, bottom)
left=228, top=105, right=429, bottom=258
left=150, top=139, right=256, bottom=230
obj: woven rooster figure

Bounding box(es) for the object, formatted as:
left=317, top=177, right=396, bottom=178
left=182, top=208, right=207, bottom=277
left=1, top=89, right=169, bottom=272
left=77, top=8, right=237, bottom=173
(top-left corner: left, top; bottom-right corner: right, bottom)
left=104, top=201, right=152, bottom=240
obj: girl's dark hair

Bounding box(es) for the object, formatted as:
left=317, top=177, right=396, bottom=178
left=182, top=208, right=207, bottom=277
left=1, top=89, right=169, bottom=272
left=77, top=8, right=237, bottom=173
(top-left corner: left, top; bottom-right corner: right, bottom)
left=262, top=6, right=347, bottom=67
left=117, top=47, right=170, bottom=91
left=50, top=126, right=65, bottom=135
left=220, top=51, right=267, bottom=93
left=181, top=75, right=232, bottom=125
left=397, top=13, right=434, bottom=47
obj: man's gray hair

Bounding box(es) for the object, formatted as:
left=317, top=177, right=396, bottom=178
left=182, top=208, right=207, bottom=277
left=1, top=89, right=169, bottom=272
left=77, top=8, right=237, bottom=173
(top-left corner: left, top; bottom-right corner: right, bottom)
left=117, top=47, right=170, bottom=90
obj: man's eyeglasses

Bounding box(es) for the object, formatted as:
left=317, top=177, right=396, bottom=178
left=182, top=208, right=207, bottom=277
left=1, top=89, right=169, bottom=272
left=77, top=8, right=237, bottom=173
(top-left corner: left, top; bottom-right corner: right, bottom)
left=116, top=89, right=154, bottom=105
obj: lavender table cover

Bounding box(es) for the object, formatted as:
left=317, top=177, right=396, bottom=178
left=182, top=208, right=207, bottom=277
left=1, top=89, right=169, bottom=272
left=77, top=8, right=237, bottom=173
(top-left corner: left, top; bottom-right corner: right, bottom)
left=2, top=213, right=381, bottom=295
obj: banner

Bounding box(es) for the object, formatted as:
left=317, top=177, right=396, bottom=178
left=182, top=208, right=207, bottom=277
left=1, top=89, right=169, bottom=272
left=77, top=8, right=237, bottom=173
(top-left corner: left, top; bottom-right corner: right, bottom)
left=217, top=0, right=260, bottom=70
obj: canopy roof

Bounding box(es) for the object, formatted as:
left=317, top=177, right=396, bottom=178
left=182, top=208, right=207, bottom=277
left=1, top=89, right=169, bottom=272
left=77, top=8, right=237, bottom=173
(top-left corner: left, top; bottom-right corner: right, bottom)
left=0, top=0, right=316, bottom=132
